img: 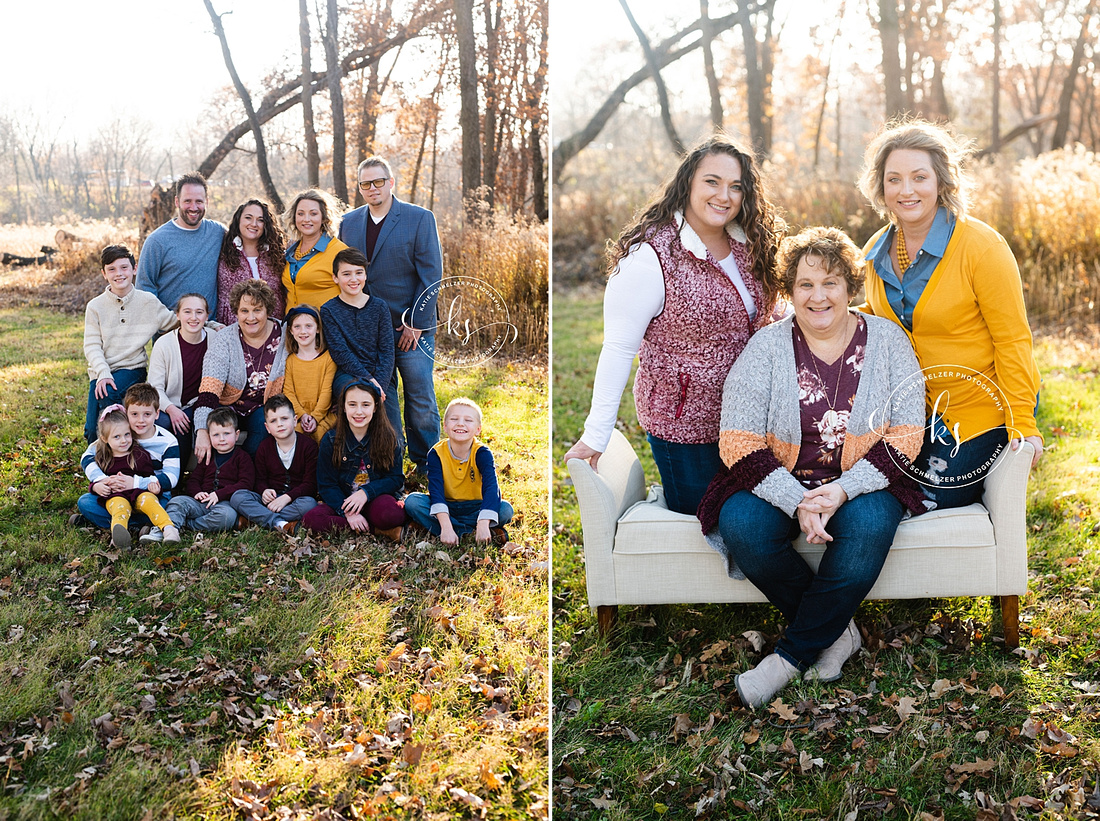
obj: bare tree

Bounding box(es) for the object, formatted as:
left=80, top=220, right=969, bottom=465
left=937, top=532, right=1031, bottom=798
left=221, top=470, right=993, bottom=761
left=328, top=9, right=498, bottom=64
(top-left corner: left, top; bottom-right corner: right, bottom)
left=992, top=0, right=1002, bottom=151
left=300, top=0, right=320, bottom=187
left=203, top=0, right=283, bottom=212
left=1052, top=0, right=1097, bottom=148
left=700, top=0, right=723, bottom=130
left=878, top=0, right=907, bottom=119
left=481, top=0, right=502, bottom=206
left=620, top=0, right=684, bottom=154
left=455, top=0, right=482, bottom=217
left=324, top=0, right=349, bottom=202
left=737, top=0, right=778, bottom=157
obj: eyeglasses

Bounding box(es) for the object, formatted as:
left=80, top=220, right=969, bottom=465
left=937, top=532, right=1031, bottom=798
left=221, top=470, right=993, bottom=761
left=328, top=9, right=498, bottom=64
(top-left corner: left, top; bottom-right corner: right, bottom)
left=358, top=178, right=390, bottom=190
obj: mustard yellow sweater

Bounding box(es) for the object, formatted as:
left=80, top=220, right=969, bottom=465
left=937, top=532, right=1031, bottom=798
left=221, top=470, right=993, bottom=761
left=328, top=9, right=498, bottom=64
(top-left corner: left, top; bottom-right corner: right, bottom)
left=862, top=216, right=1041, bottom=441
left=284, top=351, right=337, bottom=443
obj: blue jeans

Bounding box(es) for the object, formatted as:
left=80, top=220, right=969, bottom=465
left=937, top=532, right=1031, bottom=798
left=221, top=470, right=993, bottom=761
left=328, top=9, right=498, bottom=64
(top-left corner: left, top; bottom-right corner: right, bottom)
left=386, top=331, right=441, bottom=472
left=230, top=490, right=318, bottom=528
left=646, top=434, right=724, bottom=516
left=911, top=425, right=1009, bottom=510
left=404, top=494, right=514, bottom=537
left=158, top=406, right=196, bottom=472
left=718, top=489, right=904, bottom=670
left=166, top=496, right=237, bottom=532
left=235, top=406, right=268, bottom=457
left=84, top=368, right=146, bottom=443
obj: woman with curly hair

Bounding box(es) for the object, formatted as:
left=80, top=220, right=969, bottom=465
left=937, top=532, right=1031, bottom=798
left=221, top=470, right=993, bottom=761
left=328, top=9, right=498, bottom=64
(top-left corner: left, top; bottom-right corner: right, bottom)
left=281, top=188, right=349, bottom=310
left=563, top=134, right=785, bottom=515
left=215, top=199, right=287, bottom=325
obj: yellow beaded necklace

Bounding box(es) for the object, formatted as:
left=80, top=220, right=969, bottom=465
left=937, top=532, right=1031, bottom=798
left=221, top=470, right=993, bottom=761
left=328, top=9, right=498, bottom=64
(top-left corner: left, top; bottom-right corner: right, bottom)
left=895, top=226, right=911, bottom=273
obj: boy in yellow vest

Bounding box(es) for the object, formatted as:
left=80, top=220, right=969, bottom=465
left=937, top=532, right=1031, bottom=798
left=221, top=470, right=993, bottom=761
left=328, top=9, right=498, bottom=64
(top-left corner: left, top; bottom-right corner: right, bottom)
left=403, top=397, right=513, bottom=545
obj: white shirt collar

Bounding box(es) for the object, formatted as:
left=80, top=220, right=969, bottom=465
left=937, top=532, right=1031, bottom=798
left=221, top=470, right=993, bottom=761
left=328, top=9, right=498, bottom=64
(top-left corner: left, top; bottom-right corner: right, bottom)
left=673, top=210, right=747, bottom=259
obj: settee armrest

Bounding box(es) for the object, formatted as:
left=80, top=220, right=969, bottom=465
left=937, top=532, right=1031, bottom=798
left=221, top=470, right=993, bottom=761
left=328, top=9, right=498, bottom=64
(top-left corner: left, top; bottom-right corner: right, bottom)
left=981, top=440, right=1033, bottom=594
left=567, top=429, right=648, bottom=607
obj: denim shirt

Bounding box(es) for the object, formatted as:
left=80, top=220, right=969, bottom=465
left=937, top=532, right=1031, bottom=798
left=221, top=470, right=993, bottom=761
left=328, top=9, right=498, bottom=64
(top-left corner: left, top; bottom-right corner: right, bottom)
left=867, top=206, right=956, bottom=331
left=316, top=428, right=403, bottom=510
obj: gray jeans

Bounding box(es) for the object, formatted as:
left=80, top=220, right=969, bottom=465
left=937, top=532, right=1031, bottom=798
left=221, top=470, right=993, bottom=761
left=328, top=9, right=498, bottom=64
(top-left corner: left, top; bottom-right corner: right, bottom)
left=165, top=495, right=237, bottom=532
left=230, top=490, right=318, bottom=528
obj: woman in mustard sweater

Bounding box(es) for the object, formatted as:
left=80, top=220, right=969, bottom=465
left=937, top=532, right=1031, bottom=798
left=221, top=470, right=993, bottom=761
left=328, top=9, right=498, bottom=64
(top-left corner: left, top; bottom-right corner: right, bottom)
left=857, top=119, right=1043, bottom=508
left=281, top=189, right=348, bottom=310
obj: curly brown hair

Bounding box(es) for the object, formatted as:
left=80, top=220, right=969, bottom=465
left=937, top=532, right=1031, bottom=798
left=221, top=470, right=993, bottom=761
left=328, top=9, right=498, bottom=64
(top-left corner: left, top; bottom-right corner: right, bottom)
left=220, top=199, right=286, bottom=273
left=777, top=226, right=865, bottom=299
left=229, top=279, right=280, bottom=316
left=283, top=189, right=343, bottom=244
left=608, top=134, right=783, bottom=304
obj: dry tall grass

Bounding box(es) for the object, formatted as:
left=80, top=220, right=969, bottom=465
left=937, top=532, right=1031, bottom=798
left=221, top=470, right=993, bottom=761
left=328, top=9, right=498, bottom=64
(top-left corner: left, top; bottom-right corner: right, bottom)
left=438, top=207, right=548, bottom=360
left=554, top=148, right=1100, bottom=329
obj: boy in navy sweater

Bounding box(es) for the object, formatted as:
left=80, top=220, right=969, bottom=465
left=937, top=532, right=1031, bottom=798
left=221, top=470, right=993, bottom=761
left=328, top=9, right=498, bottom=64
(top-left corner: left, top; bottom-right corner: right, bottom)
left=320, top=248, right=395, bottom=403
left=404, top=397, right=513, bottom=545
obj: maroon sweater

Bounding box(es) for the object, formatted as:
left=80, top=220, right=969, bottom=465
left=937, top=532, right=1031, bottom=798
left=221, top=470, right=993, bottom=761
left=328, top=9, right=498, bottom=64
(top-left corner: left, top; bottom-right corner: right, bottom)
left=94, top=448, right=158, bottom=506
left=184, top=448, right=254, bottom=499
left=252, top=433, right=318, bottom=499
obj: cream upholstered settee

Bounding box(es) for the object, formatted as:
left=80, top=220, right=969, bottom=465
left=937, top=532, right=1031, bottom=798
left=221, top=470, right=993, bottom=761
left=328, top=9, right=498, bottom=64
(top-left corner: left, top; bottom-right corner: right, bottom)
left=567, top=430, right=1033, bottom=647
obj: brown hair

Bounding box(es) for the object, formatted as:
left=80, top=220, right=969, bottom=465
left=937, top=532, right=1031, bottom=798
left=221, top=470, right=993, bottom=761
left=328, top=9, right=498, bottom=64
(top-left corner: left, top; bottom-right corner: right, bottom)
left=175, top=172, right=208, bottom=198
left=858, top=117, right=972, bottom=222
left=229, top=279, right=279, bottom=316
left=94, top=409, right=139, bottom=473
left=123, top=383, right=160, bottom=412
left=220, top=198, right=286, bottom=273
left=777, top=226, right=865, bottom=299
left=207, top=406, right=239, bottom=431
left=608, top=133, right=783, bottom=305
left=284, top=304, right=326, bottom=355
left=331, top=381, right=398, bottom=473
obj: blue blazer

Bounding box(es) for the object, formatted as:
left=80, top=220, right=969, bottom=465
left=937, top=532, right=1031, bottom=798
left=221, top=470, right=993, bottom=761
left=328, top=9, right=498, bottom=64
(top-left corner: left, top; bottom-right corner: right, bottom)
left=339, top=196, right=443, bottom=332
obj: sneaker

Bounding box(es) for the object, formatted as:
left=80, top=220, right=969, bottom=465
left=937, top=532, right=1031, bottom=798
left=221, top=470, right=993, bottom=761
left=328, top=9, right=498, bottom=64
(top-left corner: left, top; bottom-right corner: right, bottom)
left=162, top=525, right=181, bottom=544
left=111, top=523, right=131, bottom=551
left=803, top=620, right=862, bottom=683
left=734, top=652, right=799, bottom=709
left=68, top=513, right=84, bottom=528
left=139, top=527, right=164, bottom=544
left=278, top=520, right=298, bottom=536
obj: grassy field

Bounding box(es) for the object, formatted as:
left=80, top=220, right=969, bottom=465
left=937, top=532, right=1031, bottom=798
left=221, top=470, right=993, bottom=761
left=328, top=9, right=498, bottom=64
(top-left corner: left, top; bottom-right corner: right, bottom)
left=0, top=307, right=548, bottom=820
left=551, top=292, right=1100, bottom=820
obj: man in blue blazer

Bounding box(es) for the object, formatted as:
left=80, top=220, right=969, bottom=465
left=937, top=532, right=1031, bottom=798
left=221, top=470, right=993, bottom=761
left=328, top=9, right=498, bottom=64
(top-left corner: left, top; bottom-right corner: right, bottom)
left=339, top=156, right=443, bottom=474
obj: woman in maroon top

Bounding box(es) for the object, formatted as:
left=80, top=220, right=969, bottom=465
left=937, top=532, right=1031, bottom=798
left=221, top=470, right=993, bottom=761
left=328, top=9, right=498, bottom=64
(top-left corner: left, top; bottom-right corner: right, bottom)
left=149, top=293, right=216, bottom=471
left=215, top=199, right=287, bottom=325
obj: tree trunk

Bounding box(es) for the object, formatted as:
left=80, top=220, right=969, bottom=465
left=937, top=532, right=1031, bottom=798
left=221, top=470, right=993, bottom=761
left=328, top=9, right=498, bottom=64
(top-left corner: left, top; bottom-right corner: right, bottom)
left=736, top=0, right=770, bottom=157
left=528, top=0, right=548, bottom=220
left=1052, top=0, right=1096, bottom=149
left=325, top=0, right=348, bottom=203
left=300, top=0, right=320, bottom=188
left=700, top=0, right=723, bottom=130
left=481, top=0, right=501, bottom=207
left=202, top=0, right=283, bottom=212
left=991, top=0, right=1001, bottom=152
left=455, top=0, right=482, bottom=218
left=620, top=0, right=684, bottom=154
left=552, top=11, right=739, bottom=183
left=879, top=0, right=906, bottom=119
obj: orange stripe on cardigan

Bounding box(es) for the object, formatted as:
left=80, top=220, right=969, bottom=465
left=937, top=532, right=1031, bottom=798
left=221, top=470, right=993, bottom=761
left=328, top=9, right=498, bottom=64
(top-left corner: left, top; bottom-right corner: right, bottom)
left=839, top=423, right=923, bottom=472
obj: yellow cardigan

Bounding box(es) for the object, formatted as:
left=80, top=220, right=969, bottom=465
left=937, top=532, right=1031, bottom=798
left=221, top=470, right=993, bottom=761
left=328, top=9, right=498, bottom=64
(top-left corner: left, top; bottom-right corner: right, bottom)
left=862, top=216, right=1041, bottom=442
left=282, top=235, right=349, bottom=310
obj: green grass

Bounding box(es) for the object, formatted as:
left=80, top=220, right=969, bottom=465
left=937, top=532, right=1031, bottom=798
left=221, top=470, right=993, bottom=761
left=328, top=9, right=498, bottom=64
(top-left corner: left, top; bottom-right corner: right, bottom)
left=0, top=308, right=548, bottom=820
left=551, top=292, right=1100, bottom=820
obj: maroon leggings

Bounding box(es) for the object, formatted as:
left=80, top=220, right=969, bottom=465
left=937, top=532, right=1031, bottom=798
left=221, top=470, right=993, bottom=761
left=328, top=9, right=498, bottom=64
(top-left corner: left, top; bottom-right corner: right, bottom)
left=302, top=495, right=405, bottom=533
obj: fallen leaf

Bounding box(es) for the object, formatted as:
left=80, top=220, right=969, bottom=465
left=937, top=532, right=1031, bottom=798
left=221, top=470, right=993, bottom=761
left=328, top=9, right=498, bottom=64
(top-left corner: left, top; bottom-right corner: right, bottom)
left=742, top=726, right=760, bottom=745
left=478, top=760, right=503, bottom=790
left=699, top=640, right=729, bottom=662
left=401, top=743, right=424, bottom=765
left=411, top=692, right=432, bottom=713
left=742, top=630, right=766, bottom=653
left=988, top=683, right=1006, bottom=698
left=951, top=758, right=994, bottom=775
left=670, top=713, right=693, bottom=740
left=769, top=699, right=798, bottom=721
left=296, top=578, right=316, bottom=594
left=893, top=695, right=920, bottom=723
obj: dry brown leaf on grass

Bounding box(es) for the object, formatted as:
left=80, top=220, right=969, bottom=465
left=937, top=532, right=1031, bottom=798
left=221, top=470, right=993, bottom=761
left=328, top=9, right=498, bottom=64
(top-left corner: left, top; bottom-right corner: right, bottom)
left=669, top=713, right=693, bottom=740
left=768, top=699, right=798, bottom=721
left=699, top=640, right=729, bottom=661
left=411, top=692, right=432, bottom=713
left=892, top=695, right=921, bottom=723
left=296, top=577, right=315, bottom=594
left=951, top=758, right=995, bottom=775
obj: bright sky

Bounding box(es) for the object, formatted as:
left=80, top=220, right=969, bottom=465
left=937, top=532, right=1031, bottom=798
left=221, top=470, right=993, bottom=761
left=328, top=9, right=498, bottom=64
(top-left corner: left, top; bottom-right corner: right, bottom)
left=1, top=0, right=299, bottom=143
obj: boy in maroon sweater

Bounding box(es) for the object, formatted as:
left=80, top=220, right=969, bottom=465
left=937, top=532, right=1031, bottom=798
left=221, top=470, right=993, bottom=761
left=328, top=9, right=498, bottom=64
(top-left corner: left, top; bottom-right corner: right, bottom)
left=230, top=395, right=319, bottom=534
left=165, top=407, right=254, bottom=532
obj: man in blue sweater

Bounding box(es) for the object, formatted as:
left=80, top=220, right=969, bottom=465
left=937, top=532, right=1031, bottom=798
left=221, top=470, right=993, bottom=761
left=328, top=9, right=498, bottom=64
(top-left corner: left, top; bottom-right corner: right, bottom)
left=136, top=173, right=225, bottom=315
left=338, top=156, right=443, bottom=475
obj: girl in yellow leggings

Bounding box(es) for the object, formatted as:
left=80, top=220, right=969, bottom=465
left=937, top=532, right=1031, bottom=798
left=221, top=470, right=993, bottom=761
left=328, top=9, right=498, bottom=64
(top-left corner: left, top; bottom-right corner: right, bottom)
left=88, top=407, right=180, bottom=549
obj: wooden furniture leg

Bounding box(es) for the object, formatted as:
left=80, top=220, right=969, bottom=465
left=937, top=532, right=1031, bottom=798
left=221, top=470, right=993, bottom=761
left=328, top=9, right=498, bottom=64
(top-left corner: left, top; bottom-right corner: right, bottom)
left=999, top=595, right=1020, bottom=649
left=596, top=605, right=618, bottom=637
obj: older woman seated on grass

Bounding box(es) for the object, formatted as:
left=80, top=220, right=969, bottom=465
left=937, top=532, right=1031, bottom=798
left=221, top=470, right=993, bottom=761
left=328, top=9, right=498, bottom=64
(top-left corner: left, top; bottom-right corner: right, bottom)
left=696, top=227, right=930, bottom=709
